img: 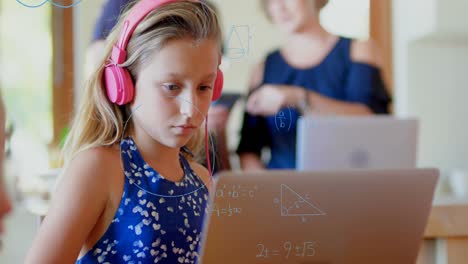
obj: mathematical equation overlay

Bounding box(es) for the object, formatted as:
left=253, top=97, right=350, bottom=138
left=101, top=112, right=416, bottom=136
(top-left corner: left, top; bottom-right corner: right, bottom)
left=257, top=241, right=317, bottom=259
left=211, top=184, right=258, bottom=217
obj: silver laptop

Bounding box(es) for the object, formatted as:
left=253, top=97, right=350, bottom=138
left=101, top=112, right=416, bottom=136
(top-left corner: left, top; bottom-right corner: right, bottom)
left=296, top=116, right=419, bottom=171
left=199, top=169, right=438, bottom=264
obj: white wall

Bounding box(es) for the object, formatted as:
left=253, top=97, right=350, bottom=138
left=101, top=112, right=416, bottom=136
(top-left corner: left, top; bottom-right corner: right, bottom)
left=393, top=0, right=468, bottom=171
left=321, top=0, right=370, bottom=40
left=392, top=0, right=438, bottom=116
left=436, top=0, right=468, bottom=33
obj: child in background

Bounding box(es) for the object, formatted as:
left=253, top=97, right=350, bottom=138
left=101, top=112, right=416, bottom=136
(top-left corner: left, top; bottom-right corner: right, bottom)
left=25, top=0, right=223, bottom=263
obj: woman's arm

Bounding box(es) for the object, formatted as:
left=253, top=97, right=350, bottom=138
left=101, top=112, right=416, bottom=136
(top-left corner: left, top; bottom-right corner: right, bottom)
left=238, top=61, right=266, bottom=171
left=350, top=39, right=383, bottom=68
left=24, top=148, right=115, bottom=264
left=284, top=87, right=373, bottom=115
left=239, top=153, right=265, bottom=171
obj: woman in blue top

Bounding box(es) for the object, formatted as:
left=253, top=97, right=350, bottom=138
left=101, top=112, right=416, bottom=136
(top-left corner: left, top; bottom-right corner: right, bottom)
left=25, top=1, right=223, bottom=263
left=237, top=0, right=391, bottom=170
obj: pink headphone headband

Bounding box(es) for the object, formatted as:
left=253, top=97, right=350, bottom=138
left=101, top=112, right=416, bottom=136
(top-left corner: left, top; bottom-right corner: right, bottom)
left=111, top=0, right=178, bottom=65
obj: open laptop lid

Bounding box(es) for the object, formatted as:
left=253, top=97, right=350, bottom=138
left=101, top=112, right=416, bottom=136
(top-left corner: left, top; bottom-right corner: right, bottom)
left=199, top=169, right=438, bottom=264
left=296, top=116, right=419, bottom=170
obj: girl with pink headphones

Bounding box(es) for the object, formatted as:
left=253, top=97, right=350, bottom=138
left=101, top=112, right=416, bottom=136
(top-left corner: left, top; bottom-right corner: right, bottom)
left=25, top=1, right=223, bottom=263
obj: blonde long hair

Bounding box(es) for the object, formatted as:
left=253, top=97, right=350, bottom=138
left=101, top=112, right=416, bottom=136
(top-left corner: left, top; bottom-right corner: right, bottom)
left=62, top=0, right=222, bottom=168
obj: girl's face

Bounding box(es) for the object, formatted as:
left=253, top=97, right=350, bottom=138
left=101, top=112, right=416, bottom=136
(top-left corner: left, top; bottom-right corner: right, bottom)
left=130, top=38, right=219, bottom=148
left=266, top=0, right=317, bottom=33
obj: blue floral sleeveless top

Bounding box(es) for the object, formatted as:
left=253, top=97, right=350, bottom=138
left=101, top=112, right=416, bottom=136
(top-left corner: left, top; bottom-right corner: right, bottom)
left=77, top=137, right=210, bottom=263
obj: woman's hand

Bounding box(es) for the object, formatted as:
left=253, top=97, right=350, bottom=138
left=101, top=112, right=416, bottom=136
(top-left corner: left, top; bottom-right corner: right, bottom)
left=246, top=84, right=302, bottom=116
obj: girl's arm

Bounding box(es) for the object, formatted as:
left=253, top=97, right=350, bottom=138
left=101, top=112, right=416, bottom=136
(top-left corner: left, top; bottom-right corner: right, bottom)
left=24, top=148, right=115, bottom=264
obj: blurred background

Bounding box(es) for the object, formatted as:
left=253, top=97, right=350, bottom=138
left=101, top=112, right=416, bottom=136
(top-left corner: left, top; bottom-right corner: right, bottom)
left=0, top=0, right=467, bottom=262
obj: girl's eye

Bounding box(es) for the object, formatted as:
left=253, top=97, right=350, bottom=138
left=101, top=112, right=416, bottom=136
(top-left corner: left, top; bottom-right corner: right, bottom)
left=163, top=84, right=180, bottom=91
left=199, top=85, right=212, bottom=91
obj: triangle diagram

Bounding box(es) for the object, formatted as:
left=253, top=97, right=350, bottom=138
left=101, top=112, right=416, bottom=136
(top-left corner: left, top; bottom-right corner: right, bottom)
left=225, top=26, right=247, bottom=59
left=281, top=184, right=325, bottom=216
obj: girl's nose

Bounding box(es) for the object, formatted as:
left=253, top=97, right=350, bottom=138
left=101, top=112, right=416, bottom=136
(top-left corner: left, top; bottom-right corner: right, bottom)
left=179, top=91, right=197, bottom=118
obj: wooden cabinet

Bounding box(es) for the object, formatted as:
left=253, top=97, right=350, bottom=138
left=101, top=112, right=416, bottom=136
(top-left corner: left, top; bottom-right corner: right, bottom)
left=418, top=198, right=468, bottom=264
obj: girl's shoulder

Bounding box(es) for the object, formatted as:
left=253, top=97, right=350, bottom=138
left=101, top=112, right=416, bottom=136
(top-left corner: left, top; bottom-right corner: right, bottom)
left=62, top=146, right=122, bottom=194
left=25, top=146, right=123, bottom=263
left=70, top=145, right=121, bottom=172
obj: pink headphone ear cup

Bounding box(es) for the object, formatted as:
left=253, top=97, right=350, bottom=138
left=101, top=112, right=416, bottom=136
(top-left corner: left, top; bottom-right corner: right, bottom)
left=104, top=66, right=135, bottom=105
left=104, top=65, right=123, bottom=104
left=212, top=69, right=224, bottom=101
left=121, top=69, right=135, bottom=104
